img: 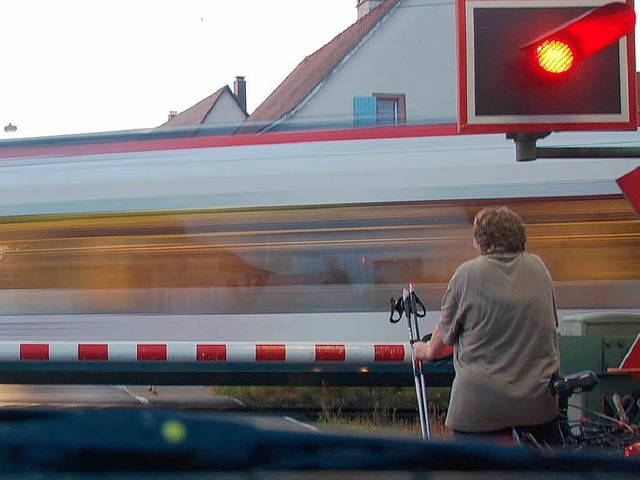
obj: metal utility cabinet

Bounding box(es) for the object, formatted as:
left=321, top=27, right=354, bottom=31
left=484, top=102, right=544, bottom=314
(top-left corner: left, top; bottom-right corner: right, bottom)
left=558, top=312, right=640, bottom=420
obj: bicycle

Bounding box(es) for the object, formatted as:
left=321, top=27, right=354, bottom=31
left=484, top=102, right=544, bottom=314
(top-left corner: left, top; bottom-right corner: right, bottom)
left=514, top=370, right=640, bottom=458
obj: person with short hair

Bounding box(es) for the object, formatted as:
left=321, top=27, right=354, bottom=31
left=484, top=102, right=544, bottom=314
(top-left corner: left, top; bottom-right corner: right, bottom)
left=413, top=206, right=561, bottom=442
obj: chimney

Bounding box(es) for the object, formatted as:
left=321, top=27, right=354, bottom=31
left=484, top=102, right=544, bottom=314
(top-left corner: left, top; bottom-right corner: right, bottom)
left=167, top=111, right=178, bottom=122
left=357, top=0, right=384, bottom=19
left=234, top=76, right=247, bottom=112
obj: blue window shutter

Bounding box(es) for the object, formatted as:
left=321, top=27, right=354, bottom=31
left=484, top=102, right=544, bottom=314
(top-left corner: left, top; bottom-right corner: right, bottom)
left=353, top=96, right=377, bottom=127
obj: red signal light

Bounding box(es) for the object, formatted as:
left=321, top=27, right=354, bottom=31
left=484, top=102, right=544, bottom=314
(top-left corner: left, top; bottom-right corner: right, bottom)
left=522, top=2, right=635, bottom=77
left=535, top=40, right=575, bottom=74
left=458, top=0, right=638, bottom=133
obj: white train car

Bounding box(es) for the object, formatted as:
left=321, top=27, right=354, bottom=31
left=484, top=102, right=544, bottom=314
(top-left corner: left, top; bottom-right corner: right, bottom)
left=0, top=125, right=638, bottom=348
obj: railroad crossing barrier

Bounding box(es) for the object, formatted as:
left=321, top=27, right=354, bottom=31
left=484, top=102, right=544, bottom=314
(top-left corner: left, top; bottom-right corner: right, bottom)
left=0, top=314, right=637, bottom=390
left=0, top=341, right=455, bottom=387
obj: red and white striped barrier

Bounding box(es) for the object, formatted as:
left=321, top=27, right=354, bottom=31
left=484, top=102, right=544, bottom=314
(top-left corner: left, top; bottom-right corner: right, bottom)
left=0, top=342, right=411, bottom=363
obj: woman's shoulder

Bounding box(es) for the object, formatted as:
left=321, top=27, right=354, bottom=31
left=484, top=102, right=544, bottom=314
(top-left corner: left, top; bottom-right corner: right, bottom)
left=452, top=255, right=484, bottom=277
left=522, top=251, right=548, bottom=266
left=520, top=252, right=554, bottom=281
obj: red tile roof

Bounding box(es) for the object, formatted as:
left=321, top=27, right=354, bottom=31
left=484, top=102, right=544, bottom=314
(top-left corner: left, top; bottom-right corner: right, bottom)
left=240, top=0, right=400, bottom=133
left=159, top=86, right=246, bottom=128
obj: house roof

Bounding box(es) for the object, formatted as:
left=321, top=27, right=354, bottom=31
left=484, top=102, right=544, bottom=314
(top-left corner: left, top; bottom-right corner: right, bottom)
left=159, top=85, right=247, bottom=129
left=241, top=0, right=400, bottom=133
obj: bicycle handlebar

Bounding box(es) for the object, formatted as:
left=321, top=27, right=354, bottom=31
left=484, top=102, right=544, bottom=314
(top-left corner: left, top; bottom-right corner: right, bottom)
left=550, top=370, right=598, bottom=397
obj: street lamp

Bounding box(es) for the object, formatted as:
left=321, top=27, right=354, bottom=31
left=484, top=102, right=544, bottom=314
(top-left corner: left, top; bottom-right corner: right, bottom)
left=4, top=123, right=17, bottom=133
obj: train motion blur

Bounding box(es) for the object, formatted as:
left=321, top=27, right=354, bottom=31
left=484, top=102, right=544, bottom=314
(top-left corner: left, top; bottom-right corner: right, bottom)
left=0, top=126, right=638, bottom=343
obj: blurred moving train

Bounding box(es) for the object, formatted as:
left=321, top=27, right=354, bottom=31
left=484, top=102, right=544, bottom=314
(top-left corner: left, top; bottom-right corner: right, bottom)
left=0, top=125, right=638, bottom=343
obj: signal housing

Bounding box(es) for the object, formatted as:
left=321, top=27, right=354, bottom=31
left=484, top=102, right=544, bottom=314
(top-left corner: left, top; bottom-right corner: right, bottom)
left=457, top=0, right=637, bottom=133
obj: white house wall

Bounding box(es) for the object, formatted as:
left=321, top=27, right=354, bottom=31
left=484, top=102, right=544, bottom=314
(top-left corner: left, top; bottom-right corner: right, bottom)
left=202, top=91, right=247, bottom=130
left=275, top=0, right=457, bottom=130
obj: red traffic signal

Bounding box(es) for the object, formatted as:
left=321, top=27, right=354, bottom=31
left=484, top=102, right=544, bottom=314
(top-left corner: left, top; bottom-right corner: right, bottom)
left=522, top=2, right=636, bottom=78
left=532, top=40, right=575, bottom=74
left=457, top=0, right=637, bottom=133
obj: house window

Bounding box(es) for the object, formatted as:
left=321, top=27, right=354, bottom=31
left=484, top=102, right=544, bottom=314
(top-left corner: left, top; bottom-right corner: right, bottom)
left=376, top=98, right=397, bottom=125
left=374, top=93, right=406, bottom=125
left=353, top=93, right=406, bottom=127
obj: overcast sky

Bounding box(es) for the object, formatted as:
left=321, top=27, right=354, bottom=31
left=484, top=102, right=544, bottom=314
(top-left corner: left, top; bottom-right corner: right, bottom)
left=1, top=1, right=639, bottom=139
left=0, top=0, right=355, bottom=138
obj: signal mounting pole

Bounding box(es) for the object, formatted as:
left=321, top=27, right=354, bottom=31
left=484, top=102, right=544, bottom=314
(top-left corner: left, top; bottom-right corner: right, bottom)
left=507, top=132, right=640, bottom=161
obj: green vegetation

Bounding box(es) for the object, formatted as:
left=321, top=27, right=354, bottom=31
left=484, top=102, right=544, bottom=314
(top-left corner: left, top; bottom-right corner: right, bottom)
left=212, top=385, right=452, bottom=439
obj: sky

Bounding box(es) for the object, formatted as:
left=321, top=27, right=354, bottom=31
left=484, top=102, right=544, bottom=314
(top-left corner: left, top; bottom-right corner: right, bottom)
left=1, top=1, right=639, bottom=140
left=0, top=0, right=356, bottom=139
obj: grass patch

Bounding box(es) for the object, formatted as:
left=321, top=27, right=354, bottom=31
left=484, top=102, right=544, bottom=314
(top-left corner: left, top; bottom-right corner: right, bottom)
left=319, top=405, right=450, bottom=439
left=212, top=385, right=452, bottom=439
